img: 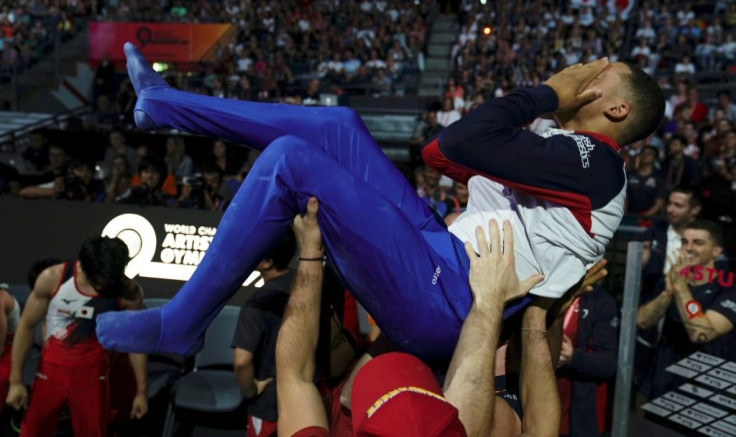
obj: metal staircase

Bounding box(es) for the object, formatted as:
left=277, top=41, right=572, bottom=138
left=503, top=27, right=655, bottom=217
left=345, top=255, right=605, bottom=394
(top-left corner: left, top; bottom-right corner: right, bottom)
left=418, top=15, right=457, bottom=97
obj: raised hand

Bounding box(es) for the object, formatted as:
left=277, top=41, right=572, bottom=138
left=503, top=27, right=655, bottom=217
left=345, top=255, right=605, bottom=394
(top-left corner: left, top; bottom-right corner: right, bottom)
left=292, top=197, right=323, bottom=259
left=544, top=58, right=610, bottom=113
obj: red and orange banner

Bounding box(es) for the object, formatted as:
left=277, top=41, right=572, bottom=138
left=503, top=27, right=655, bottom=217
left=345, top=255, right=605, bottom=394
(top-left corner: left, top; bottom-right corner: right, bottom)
left=89, top=22, right=235, bottom=64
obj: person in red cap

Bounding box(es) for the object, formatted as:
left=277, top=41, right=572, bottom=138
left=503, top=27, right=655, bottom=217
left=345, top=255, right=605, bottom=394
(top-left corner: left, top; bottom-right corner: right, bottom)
left=276, top=196, right=555, bottom=437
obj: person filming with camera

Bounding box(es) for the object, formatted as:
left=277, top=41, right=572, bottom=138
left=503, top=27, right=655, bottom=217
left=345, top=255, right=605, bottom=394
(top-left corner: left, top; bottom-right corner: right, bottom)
left=177, top=163, right=234, bottom=211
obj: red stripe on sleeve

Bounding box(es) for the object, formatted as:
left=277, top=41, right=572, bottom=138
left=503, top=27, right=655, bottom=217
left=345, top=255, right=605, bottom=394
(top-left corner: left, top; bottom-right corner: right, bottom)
left=421, top=138, right=475, bottom=185
left=422, top=140, right=593, bottom=234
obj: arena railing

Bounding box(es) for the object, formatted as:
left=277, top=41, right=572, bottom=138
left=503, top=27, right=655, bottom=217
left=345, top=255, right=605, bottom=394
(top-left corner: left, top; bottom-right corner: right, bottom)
left=0, top=105, right=90, bottom=153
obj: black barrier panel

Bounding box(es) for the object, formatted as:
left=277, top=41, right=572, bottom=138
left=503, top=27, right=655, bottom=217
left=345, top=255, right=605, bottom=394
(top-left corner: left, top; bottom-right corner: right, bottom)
left=0, top=196, right=261, bottom=306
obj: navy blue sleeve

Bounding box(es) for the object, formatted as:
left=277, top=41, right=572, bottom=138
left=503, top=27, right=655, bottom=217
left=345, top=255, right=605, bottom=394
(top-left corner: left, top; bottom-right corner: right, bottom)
left=421, top=86, right=626, bottom=224
left=566, top=291, right=620, bottom=379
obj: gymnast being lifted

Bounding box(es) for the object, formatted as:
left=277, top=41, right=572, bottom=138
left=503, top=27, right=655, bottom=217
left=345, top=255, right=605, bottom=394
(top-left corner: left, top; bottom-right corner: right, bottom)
left=97, top=43, right=664, bottom=359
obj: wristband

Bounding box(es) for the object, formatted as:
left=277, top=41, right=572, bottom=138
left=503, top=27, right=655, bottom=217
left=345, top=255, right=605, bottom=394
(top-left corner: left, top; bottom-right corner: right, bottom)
left=298, top=256, right=326, bottom=262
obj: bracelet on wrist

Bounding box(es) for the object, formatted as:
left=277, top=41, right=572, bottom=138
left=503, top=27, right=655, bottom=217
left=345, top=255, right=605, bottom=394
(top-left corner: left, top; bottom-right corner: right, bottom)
left=298, top=255, right=326, bottom=262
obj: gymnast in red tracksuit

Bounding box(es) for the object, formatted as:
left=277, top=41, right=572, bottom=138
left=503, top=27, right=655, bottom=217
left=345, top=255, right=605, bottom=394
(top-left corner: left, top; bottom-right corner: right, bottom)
left=6, top=237, right=148, bottom=437
left=97, top=44, right=664, bottom=360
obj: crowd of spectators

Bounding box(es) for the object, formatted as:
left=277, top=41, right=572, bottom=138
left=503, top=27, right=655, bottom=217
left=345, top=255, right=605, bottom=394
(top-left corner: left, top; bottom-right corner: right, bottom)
left=630, top=1, right=736, bottom=75
left=96, top=0, right=429, bottom=102
left=0, top=0, right=86, bottom=71
left=440, top=0, right=630, bottom=115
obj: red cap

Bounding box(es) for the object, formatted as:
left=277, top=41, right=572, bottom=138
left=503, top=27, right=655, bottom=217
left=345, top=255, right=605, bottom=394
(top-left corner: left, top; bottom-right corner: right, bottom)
left=351, top=352, right=467, bottom=437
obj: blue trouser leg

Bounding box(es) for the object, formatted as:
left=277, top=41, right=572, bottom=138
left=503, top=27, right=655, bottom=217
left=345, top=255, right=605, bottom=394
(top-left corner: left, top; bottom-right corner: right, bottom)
left=97, top=136, right=470, bottom=360
left=135, top=87, right=432, bottom=227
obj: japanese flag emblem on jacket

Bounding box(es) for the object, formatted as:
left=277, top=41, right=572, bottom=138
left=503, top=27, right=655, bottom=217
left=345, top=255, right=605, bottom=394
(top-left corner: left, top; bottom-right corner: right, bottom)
left=76, top=306, right=95, bottom=319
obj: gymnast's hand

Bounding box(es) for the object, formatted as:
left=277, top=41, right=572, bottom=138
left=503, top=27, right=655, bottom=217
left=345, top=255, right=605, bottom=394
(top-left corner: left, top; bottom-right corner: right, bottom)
left=544, top=57, right=609, bottom=113
left=464, top=219, right=544, bottom=309
left=293, top=197, right=323, bottom=258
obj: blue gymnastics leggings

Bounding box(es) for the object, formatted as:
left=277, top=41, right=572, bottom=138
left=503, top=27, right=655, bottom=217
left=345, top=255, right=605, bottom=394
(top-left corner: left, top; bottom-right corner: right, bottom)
left=96, top=71, right=530, bottom=360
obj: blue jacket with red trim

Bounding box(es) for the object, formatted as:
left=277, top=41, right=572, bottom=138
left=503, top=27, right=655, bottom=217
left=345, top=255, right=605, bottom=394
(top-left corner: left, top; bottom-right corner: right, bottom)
left=422, top=86, right=627, bottom=297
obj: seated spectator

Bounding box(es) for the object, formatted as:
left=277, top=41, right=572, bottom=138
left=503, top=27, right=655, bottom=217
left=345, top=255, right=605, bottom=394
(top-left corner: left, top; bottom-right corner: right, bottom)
left=661, top=135, right=701, bottom=189
left=164, top=136, right=193, bottom=183
left=683, top=85, right=708, bottom=124
left=129, top=145, right=177, bottom=197
left=371, top=68, right=392, bottom=96
left=116, top=155, right=175, bottom=206
left=717, top=33, right=736, bottom=66
left=679, top=120, right=700, bottom=159
left=103, top=130, right=136, bottom=175
left=209, top=139, right=243, bottom=178
left=627, top=146, right=667, bottom=218
left=365, top=49, right=386, bottom=71
left=21, top=143, right=68, bottom=189
left=635, top=19, right=656, bottom=40
left=417, top=166, right=454, bottom=218
left=631, top=38, right=652, bottom=61
left=409, top=111, right=443, bottom=167
left=20, top=132, right=48, bottom=175
left=637, top=220, right=735, bottom=399
left=444, top=182, right=469, bottom=226
left=702, top=132, right=736, bottom=238
left=18, top=145, right=72, bottom=199
left=342, top=49, right=362, bottom=77
left=104, top=154, right=132, bottom=203
left=436, top=97, right=461, bottom=127
left=695, top=34, right=717, bottom=71
left=702, top=130, right=736, bottom=180
left=671, top=34, right=694, bottom=60
left=88, top=95, right=118, bottom=131
left=325, top=52, right=345, bottom=83
left=178, top=164, right=234, bottom=211
left=674, top=55, right=696, bottom=75
left=52, top=158, right=105, bottom=202
left=444, top=78, right=465, bottom=114
left=348, top=65, right=373, bottom=92
left=557, top=285, right=619, bottom=437
left=710, top=90, right=736, bottom=122
left=302, top=79, right=321, bottom=106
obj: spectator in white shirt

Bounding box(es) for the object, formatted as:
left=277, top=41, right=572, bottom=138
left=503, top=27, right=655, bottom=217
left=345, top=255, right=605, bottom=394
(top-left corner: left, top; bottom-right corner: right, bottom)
left=631, top=38, right=652, bottom=60
left=718, top=33, right=736, bottom=64
left=635, top=19, right=656, bottom=40
left=436, top=97, right=461, bottom=127
left=674, top=55, right=696, bottom=75
left=365, top=49, right=386, bottom=71
left=579, top=6, right=594, bottom=27
left=695, top=34, right=717, bottom=70
left=676, top=2, right=695, bottom=26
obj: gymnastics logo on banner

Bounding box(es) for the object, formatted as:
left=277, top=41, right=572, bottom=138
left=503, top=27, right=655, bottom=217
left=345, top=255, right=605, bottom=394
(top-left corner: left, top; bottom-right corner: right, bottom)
left=101, top=213, right=263, bottom=287
left=89, top=22, right=235, bottom=64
